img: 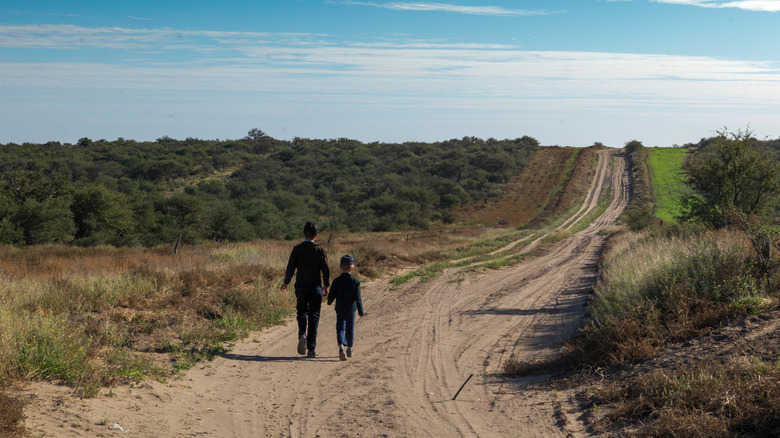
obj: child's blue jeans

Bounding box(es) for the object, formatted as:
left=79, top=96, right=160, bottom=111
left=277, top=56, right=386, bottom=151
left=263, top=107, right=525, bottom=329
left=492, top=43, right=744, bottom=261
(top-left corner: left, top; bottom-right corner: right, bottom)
left=336, top=310, right=356, bottom=347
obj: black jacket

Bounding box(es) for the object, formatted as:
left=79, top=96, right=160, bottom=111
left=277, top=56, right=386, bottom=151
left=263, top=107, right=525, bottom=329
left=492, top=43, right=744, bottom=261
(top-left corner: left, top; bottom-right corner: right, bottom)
left=327, top=273, right=364, bottom=315
left=283, top=241, right=330, bottom=287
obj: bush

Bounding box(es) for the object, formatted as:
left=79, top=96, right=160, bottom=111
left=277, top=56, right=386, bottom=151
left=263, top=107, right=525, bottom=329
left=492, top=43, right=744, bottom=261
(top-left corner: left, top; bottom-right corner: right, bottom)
left=552, top=227, right=773, bottom=370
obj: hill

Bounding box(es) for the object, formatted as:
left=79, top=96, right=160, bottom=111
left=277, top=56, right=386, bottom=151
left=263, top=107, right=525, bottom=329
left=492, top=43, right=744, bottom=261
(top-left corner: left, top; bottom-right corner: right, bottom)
left=0, top=134, right=540, bottom=247
left=459, top=146, right=600, bottom=228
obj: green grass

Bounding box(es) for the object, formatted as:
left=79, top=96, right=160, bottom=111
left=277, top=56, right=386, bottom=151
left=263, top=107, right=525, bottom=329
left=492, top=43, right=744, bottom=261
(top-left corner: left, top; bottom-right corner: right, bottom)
left=647, top=147, right=689, bottom=223
left=389, top=261, right=451, bottom=286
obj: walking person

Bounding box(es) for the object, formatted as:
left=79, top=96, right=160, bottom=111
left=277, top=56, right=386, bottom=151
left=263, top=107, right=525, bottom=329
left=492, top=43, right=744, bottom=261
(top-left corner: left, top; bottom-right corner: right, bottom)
left=327, top=254, right=365, bottom=361
left=281, top=221, right=330, bottom=357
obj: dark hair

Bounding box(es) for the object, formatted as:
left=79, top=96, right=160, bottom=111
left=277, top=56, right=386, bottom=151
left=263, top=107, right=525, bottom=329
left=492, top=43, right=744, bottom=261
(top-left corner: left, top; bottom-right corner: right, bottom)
left=303, top=221, right=318, bottom=239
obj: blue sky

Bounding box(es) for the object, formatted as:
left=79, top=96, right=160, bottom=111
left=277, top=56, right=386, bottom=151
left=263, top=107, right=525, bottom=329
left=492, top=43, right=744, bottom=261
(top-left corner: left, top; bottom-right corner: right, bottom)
left=1, top=1, right=779, bottom=147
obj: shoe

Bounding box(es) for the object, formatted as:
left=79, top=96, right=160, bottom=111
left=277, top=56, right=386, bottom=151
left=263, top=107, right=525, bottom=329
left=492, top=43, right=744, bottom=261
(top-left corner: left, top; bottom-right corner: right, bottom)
left=297, top=336, right=306, bottom=355
left=339, top=349, right=347, bottom=361
left=346, top=348, right=353, bottom=358
left=307, top=350, right=318, bottom=357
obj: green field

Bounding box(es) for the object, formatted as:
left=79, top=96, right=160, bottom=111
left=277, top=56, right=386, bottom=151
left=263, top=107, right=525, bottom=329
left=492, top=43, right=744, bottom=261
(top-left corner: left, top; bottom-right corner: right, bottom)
left=647, top=147, right=689, bottom=223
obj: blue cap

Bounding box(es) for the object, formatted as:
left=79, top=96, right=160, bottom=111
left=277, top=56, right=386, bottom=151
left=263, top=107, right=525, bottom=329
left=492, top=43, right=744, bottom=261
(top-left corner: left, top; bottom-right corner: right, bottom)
left=340, top=254, right=355, bottom=266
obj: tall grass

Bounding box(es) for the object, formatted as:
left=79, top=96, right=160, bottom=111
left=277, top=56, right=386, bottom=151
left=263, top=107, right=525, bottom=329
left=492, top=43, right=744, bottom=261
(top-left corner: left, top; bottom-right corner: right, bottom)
left=0, top=241, right=296, bottom=395
left=556, top=226, right=775, bottom=370
left=593, top=228, right=764, bottom=324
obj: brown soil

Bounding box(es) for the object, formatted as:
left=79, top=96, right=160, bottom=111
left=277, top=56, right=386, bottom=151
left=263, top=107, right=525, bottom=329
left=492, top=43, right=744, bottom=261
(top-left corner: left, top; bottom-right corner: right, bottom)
left=459, top=146, right=599, bottom=228
left=15, top=149, right=627, bottom=437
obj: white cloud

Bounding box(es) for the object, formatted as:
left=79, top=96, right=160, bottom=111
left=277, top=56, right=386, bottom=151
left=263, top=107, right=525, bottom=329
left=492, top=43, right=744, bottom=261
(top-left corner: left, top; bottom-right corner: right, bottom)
left=2, top=24, right=779, bottom=144
left=655, top=0, right=780, bottom=12
left=337, top=1, right=554, bottom=16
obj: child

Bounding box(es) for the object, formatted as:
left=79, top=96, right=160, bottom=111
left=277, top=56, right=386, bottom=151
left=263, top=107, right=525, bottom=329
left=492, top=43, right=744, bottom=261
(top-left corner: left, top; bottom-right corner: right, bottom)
left=327, top=254, right=365, bottom=361
left=281, top=221, right=330, bottom=358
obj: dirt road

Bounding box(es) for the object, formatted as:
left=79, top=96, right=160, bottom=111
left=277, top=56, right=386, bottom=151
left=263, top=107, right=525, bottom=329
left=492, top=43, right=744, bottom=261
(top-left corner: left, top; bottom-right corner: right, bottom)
left=23, top=149, right=629, bottom=437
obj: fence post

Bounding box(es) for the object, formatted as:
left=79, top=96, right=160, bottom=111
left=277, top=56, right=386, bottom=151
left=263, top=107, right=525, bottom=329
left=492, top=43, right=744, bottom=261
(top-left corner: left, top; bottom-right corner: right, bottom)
left=174, top=233, right=182, bottom=255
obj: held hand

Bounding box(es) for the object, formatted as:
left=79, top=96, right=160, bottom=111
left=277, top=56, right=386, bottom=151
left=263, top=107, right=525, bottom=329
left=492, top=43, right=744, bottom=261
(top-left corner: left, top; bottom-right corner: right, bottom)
left=322, top=287, right=329, bottom=296
left=280, top=283, right=288, bottom=292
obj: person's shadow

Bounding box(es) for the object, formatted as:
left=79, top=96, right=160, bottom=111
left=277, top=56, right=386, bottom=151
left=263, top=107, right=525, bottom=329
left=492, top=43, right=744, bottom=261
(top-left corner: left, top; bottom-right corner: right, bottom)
left=222, top=353, right=339, bottom=362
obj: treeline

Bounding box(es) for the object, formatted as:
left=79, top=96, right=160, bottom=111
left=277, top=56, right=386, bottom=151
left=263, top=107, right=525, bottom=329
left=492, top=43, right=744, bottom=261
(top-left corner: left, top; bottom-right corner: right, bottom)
left=0, top=132, right=540, bottom=247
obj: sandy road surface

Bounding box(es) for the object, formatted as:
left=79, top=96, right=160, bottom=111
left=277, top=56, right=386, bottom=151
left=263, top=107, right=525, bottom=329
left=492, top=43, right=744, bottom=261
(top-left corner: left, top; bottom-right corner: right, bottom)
left=23, top=150, right=629, bottom=437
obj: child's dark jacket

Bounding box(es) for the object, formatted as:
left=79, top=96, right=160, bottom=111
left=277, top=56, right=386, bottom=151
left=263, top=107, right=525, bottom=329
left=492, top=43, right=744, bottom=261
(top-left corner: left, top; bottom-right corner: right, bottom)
left=327, top=273, right=364, bottom=315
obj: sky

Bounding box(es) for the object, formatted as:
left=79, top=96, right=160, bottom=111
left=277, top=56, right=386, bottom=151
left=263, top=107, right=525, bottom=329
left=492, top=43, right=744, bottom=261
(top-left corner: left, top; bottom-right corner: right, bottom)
left=1, top=1, right=779, bottom=147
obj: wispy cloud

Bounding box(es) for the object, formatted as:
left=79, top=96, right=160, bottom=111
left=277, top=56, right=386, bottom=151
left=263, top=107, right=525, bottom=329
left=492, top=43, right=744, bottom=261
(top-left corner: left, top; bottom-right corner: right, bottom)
left=2, top=24, right=779, bottom=106
left=2, top=23, right=779, bottom=144
left=655, top=0, right=780, bottom=12
left=337, top=1, right=555, bottom=16
left=0, top=24, right=323, bottom=53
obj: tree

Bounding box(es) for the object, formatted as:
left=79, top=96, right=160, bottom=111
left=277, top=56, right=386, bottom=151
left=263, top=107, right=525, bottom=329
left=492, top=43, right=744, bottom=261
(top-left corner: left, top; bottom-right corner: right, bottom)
left=679, top=128, right=780, bottom=227
left=246, top=128, right=268, bottom=141
left=71, top=185, right=135, bottom=246
left=14, top=198, right=75, bottom=245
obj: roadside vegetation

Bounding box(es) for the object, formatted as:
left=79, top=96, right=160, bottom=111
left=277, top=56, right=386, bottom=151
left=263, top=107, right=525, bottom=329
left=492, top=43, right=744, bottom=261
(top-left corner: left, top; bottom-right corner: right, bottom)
left=505, top=130, right=780, bottom=437
left=621, top=140, right=656, bottom=231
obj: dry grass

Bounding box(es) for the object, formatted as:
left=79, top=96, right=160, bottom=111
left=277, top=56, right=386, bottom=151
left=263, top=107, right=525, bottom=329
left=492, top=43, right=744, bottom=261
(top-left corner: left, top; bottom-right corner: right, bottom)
left=0, top=225, right=514, bottom=401
left=591, top=356, right=780, bottom=437
left=552, top=227, right=775, bottom=370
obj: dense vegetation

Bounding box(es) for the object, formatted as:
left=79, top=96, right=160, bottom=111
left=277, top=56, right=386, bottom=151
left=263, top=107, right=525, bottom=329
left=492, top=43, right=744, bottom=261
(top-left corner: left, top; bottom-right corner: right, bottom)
left=679, top=128, right=780, bottom=228
left=0, top=132, right=540, bottom=247
left=619, top=140, right=656, bottom=231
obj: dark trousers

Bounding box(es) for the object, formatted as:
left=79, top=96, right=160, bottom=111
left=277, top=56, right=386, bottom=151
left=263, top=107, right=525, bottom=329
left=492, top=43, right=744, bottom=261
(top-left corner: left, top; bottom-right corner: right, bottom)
left=295, top=283, right=323, bottom=351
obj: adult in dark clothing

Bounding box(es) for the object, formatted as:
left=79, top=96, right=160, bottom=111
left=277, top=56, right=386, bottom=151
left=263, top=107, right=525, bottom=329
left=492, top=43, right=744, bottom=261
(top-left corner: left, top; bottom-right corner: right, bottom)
left=281, top=221, right=330, bottom=357
left=327, top=254, right=365, bottom=361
